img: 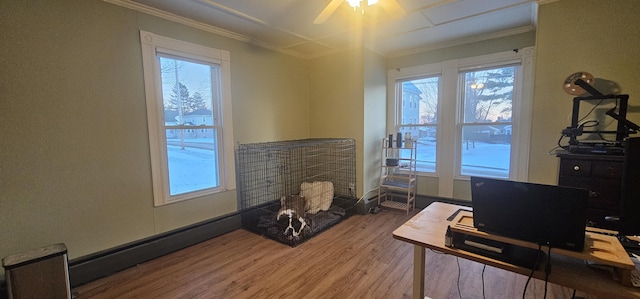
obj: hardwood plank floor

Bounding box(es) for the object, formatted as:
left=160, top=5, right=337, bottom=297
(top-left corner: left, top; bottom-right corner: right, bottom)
left=74, top=209, right=606, bottom=299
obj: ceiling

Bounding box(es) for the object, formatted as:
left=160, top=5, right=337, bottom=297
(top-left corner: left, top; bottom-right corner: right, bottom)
left=106, top=0, right=544, bottom=59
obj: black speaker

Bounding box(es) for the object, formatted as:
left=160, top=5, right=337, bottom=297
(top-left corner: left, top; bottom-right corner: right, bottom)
left=620, top=137, right=640, bottom=235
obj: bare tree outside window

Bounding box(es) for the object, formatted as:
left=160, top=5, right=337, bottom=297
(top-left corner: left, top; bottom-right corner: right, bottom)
left=159, top=56, right=220, bottom=196
left=460, top=66, right=516, bottom=178
left=398, top=76, right=439, bottom=173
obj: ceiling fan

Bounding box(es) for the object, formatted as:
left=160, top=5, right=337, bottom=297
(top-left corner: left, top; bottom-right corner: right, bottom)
left=313, top=0, right=406, bottom=24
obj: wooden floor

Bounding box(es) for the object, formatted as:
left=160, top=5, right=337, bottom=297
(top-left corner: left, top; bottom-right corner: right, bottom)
left=74, top=209, right=606, bottom=299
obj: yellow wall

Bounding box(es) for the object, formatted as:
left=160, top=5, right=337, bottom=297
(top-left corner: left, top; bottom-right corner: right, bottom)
left=529, top=0, right=640, bottom=184
left=363, top=49, right=388, bottom=197
left=307, top=47, right=387, bottom=200
left=387, top=32, right=537, bottom=199
left=308, top=48, right=367, bottom=196
left=0, top=0, right=309, bottom=263
left=388, top=31, right=537, bottom=70
left=3, top=0, right=640, bottom=275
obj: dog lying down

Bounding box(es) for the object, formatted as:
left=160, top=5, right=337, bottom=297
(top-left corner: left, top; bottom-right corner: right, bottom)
left=276, top=195, right=307, bottom=238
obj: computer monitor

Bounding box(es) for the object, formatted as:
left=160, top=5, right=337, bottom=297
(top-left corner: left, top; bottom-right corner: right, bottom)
left=471, top=177, right=589, bottom=252
left=620, top=137, right=640, bottom=235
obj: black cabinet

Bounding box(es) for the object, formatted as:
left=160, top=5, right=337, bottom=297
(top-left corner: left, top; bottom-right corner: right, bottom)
left=557, top=152, right=624, bottom=230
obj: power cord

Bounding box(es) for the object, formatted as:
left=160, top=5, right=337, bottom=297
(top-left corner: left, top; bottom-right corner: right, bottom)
left=454, top=257, right=487, bottom=299
left=456, top=257, right=462, bottom=299
left=522, top=243, right=543, bottom=299
left=577, top=98, right=606, bottom=124
left=352, top=187, right=379, bottom=210
left=481, top=264, right=487, bottom=299
left=543, top=245, right=552, bottom=299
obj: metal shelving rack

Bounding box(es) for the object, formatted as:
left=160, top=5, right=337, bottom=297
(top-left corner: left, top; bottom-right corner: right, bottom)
left=378, top=137, right=417, bottom=214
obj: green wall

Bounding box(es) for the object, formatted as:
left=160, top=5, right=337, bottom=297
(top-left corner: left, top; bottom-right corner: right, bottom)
left=3, top=0, right=640, bottom=281
left=388, top=31, right=537, bottom=70
left=308, top=48, right=367, bottom=197
left=363, top=49, right=388, bottom=198
left=529, top=0, right=640, bottom=185
left=385, top=0, right=640, bottom=198
left=386, top=32, right=537, bottom=200
left=307, top=47, right=387, bottom=201
left=0, top=0, right=309, bottom=266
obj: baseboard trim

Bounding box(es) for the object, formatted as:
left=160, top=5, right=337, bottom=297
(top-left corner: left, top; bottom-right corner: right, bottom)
left=68, top=213, right=242, bottom=287
left=417, top=195, right=471, bottom=209
left=65, top=196, right=469, bottom=288
left=381, top=192, right=470, bottom=210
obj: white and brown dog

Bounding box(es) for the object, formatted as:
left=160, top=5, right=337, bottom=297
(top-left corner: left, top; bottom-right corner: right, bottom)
left=276, top=195, right=307, bottom=238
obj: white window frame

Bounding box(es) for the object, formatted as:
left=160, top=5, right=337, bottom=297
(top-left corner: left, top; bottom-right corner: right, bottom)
left=394, top=74, right=442, bottom=174
left=388, top=47, right=535, bottom=197
left=140, top=30, right=235, bottom=206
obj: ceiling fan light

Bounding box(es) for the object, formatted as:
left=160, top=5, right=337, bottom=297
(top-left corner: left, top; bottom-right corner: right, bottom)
left=346, top=0, right=360, bottom=8
left=368, top=0, right=379, bottom=6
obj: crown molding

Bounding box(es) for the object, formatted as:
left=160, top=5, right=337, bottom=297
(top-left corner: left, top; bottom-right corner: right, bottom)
left=387, top=25, right=536, bottom=58
left=104, top=0, right=542, bottom=60
left=536, top=0, right=561, bottom=4
left=103, top=0, right=307, bottom=59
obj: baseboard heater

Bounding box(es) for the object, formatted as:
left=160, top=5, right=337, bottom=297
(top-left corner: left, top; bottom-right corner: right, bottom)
left=68, top=213, right=241, bottom=287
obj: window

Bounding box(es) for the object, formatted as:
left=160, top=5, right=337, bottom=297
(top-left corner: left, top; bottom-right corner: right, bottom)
left=140, top=31, right=235, bottom=206
left=389, top=48, right=534, bottom=196
left=396, top=76, right=440, bottom=173
left=459, top=66, right=516, bottom=178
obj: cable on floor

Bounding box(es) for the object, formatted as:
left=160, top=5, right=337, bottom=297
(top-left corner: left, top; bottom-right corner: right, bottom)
left=522, top=243, right=544, bottom=299
left=481, top=264, right=487, bottom=299
left=456, top=257, right=462, bottom=299
left=543, top=245, right=552, bottom=299
left=454, top=257, right=487, bottom=299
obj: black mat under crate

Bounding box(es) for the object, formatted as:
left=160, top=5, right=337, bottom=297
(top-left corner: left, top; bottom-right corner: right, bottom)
left=236, top=138, right=358, bottom=247
left=242, top=197, right=357, bottom=247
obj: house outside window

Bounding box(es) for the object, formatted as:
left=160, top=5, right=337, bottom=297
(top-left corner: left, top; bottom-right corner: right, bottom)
left=389, top=48, right=534, bottom=197
left=396, top=76, right=439, bottom=173
left=140, top=31, right=235, bottom=206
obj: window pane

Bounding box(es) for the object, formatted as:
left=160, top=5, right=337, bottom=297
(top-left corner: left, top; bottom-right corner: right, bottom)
left=463, top=67, right=515, bottom=123
left=166, top=129, right=219, bottom=195
left=460, top=123, right=511, bottom=178
left=160, top=57, right=214, bottom=124
left=401, top=77, right=438, bottom=125
left=159, top=56, right=220, bottom=196
left=400, top=76, right=439, bottom=173
left=416, top=127, right=436, bottom=173
left=460, top=66, right=515, bottom=179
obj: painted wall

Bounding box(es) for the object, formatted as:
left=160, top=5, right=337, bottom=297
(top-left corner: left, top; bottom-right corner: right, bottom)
left=529, top=0, right=640, bottom=185
left=308, top=48, right=366, bottom=195
left=385, top=0, right=640, bottom=200
left=4, top=0, right=638, bottom=280
left=0, top=0, right=309, bottom=266
left=363, top=49, right=388, bottom=198
left=386, top=32, right=537, bottom=200
left=307, top=47, right=387, bottom=200
left=388, top=32, right=536, bottom=70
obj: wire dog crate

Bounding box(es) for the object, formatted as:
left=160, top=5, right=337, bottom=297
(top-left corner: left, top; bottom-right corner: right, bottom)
left=236, top=138, right=357, bottom=246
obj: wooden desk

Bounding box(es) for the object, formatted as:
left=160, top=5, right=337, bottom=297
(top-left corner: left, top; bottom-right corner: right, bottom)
left=392, top=202, right=640, bottom=299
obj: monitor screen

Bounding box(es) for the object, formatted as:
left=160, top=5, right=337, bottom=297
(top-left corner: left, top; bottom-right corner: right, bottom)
left=620, top=137, right=640, bottom=235
left=471, top=176, right=589, bottom=251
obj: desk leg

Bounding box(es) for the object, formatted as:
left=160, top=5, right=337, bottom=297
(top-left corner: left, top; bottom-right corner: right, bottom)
left=413, top=244, right=425, bottom=299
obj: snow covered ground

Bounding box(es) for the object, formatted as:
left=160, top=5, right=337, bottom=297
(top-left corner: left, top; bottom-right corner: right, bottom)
left=411, top=138, right=510, bottom=178
left=166, top=141, right=218, bottom=195
left=165, top=137, right=510, bottom=196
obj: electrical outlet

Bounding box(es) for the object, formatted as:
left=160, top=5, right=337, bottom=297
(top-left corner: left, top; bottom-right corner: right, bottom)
left=349, top=183, right=355, bottom=193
